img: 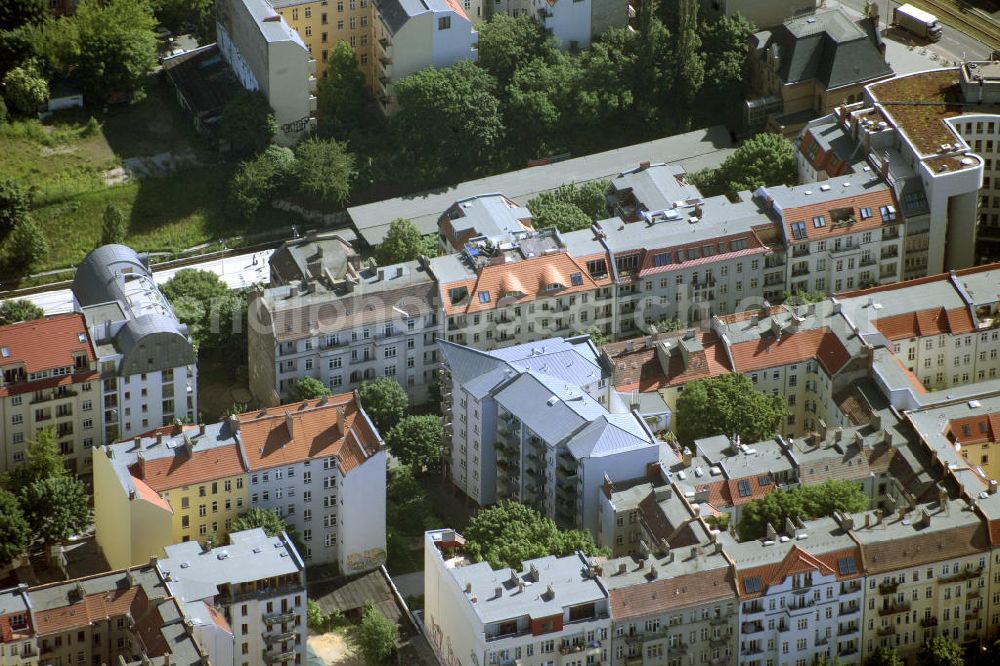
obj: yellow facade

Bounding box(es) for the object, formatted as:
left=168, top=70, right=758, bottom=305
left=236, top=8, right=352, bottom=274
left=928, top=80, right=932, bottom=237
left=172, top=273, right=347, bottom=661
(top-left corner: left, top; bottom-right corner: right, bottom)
left=161, top=474, right=248, bottom=547
left=273, top=0, right=377, bottom=91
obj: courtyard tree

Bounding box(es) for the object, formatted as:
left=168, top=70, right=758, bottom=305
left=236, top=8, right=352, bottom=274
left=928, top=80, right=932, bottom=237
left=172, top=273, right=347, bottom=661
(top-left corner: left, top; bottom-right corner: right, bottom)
left=19, top=475, right=90, bottom=546
left=0, top=490, right=29, bottom=566
left=375, top=218, right=432, bottom=265
left=675, top=372, right=786, bottom=445
left=293, top=137, right=356, bottom=205
left=287, top=376, right=331, bottom=403
left=0, top=299, right=43, bottom=325
left=357, top=377, right=408, bottom=432
left=738, top=480, right=869, bottom=541
left=221, top=90, right=277, bottom=158
left=74, top=0, right=158, bottom=102
left=317, top=42, right=367, bottom=137
left=385, top=415, right=444, bottom=473
left=354, top=600, right=398, bottom=664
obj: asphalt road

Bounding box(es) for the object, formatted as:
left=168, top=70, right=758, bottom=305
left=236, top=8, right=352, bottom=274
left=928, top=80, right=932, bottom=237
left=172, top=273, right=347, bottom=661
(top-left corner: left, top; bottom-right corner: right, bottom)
left=830, top=0, right=994, bottom=60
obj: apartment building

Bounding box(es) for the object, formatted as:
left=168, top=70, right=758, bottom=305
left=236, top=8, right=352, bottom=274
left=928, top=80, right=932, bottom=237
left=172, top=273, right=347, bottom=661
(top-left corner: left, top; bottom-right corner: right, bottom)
left=745, top=8, right=892, bottom=135
left=437, top=193, right=534, bottom=254
left=604, top=543, right=737, bottom=666
left=9, top=566, right=206, bottom=666
left=271, top=0, right=377, bottom=87
left=158, top=528, right=308, bottom=666
left=248, top=251, right=440, bottom=406
left=237, top=394, right=387, bottom=572
left=371, top=0, right=477, bottom=112
left=797, top=65, right=993, bottom=276
left=94, top=421, right=249, bottom=570
left=727, top=517, right=865, bottom=665
left=438, top=336, right=664, bottom=532
left=72, top=245, right=197, bottom=444
left=216, top=0, right=317, bottom=144
left=849, top=499, right=992, bottom=661
left=0, top=314, right=101, bottom=476
left=423, top=529, right=612, bottom=666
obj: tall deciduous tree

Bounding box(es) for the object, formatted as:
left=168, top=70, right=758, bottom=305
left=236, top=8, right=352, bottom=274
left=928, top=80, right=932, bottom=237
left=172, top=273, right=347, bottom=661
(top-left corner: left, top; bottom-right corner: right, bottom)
left=19, top=475, right=90, bottom=545
left=100, top=204, right=127, bottom=246
left=916, top=637, right=964, bottom=666
left=228, top=145, right=295, bottom=219
left=738, top=481, right=869, bottom=541
left=527, top=182, right=609, bottom=233
left=74, top=0, right=158, bottom=102
left=393, top=61, right=504, bottom=183
left=475, top=14, right=556, bottom=90
left=675, top=372, right=786, bottom=445
left=357, top=377, right=408, bottom=433
left=633, top=0, right=670, bottom=119
left=700, top=14, right=754, bottom=103
left=0, top=179, right=31, bottom=238
left=355, top=601, right=398, bottom=664
left=0, top=0, right=46, bottom=32
left=231, top=507, right=291, bottom=538
left=375, top=218, right=428, bottom=265
left=385, top=415, right=443, bottom=473
left=864, top=647, right=904, bottom=666
left=287, top=376, right=331, bottom=403
left=0, top=489, right=29, bottom=566
left=0, top=299, right=43, bottom=325
left=694, top=132, right=798, bottom=198
left=293, top=137, right=356, bottom=205
left=669, top=0, right=704, bottom=127
left=221, top=90, right=277, bottom=158
left=317, top=42, right=367, bottom=137
left=2, top=59, right=48, bottom=115
left=160, top=269, right=246, bottom=357
left=7, top=217, right=49, bottom=274
left=464, top=500, right=603, bottom=570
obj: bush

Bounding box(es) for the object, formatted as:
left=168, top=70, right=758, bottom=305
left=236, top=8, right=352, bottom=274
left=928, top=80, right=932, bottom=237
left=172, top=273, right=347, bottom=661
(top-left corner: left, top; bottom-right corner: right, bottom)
left=6, top=217, right=48, bottom=273
left=2, top=59, right=48, bottom=116
left=229, top=145, right=294, bottom=219
left=354, top=601, right=398, bottom=664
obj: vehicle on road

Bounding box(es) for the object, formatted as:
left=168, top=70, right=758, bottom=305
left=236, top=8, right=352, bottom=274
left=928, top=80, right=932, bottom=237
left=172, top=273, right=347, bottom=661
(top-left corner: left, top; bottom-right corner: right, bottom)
left=893, top=3, right=943, bottom=42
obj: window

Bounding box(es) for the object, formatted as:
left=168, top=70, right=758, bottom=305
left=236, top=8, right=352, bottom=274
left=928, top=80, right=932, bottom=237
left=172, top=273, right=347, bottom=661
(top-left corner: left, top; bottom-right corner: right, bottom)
left=879, top=205, right=896, bottom=222
left=791, top=221, right=807, bottom=240
left=860, top=207, right=872, bottom=219
left=812, top=215, right=825, bottom=228
left=438, top=16, right=450, bottom=29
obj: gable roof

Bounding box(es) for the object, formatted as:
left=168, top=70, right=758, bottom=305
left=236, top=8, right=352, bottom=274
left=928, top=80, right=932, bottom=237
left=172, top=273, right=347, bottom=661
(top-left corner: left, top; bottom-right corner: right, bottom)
left=729, top=327, right=852, bottom=375
left=0, top=313, right=95, bottom=375
left=130, top=443, right=246, bottom=492
left=609, top=566, right=735, bottom=619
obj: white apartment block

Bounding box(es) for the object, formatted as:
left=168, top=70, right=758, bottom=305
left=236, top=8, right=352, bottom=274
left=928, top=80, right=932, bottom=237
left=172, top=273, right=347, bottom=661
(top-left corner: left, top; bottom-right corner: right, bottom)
left=371, top=0, right=477, bottom=112
left=72, top=245, right=197, bottom=444
left=216, top=0, right=317, bottom=144
left=0, top=314, right=102, bottom=477
left=238, top=395, right=388, bottom=572
left=159, top=528, right=308, bottom=666
left=438, top=336, right=663, bottom=533
left=423, top=529, right=612, bottom=666
left=249, top=236, right=441, bottom=406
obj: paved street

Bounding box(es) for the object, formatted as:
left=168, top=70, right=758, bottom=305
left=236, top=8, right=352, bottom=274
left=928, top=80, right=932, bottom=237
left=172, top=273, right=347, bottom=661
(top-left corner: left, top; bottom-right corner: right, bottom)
left=14, top=249, right=273, bottom=314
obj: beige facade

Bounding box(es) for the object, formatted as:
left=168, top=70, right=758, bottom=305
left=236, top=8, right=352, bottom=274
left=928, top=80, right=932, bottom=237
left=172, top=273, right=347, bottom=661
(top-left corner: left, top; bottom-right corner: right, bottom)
left=272, top=0, right=377, bottom=87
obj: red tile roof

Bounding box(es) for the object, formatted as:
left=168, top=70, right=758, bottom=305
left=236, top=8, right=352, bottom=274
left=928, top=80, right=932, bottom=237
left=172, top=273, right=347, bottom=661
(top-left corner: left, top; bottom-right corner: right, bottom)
left=609, top=566, right=735, bottom=619
left=605, top=331, right=732, bottom=392
left=779, top=187, right=899, bottom=243
left=872, top=307, right=976, bottom=341
left=238, top=393, right=381, bottom=474
left=946, top=413, right=1000, bottom=447
left=0, top=314, right=97, bottom=397
left=130, top=476, right=172, bottom=512
left=130, top=443, right=246, bottom=492
left=33, top=586, right=142, bottom=635
left=738, top=545, right=840, bottom=599
left=729, top=328, right=851, bottom=375
left=700, top=475, right=776, bottom=510
left=441, top=252, right=607, bottom=316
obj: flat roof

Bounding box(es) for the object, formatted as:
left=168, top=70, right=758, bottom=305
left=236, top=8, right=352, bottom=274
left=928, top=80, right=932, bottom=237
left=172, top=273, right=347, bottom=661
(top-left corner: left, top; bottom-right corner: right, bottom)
left=347, top=126, right=735, bottom=246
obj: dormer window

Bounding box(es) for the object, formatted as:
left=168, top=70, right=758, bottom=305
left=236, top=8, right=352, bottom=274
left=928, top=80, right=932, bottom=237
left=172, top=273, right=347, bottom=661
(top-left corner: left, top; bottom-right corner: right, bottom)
left=478, top=291, right=491, bottom=303
left=546, top=283, right=562, bottom=291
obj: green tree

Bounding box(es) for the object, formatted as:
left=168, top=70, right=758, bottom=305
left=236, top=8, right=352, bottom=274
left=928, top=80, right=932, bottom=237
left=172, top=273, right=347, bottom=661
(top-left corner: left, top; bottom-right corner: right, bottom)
left=2, top=59, right=48, bottom=115
left=151, top=0, right=214, bottom=40
left=700, top=14, right=754, bottom=108
left=393, top=61, right=504, bottom=182
left=0, top=179, right=31, bottom=238
left=160, top=269, right=242, bottom=352
left=648, top=318, right=681, bottom=333
left=669, top=0, right=704, bottom=127
left=221, top=90, right=277, bottom=158
left=357, top=377, right=408, bottom=432
left=528, top=182, right=609, bottom=233
left=675, top=372, right=786, bottom=445
left=385, top=415, right=443, bottom=473
left=19, top=475, right=90, bottom=545
left=375, top=218, right=428, bottom=265
left=354, top=600, right=398, bottom=664
left=864, top=647, right=904, bottom=666
left=0, top=0, right=46, bottom=32
left=916, top=637, right=964, bottom=666
left=307, top=598, right=327, bottom=632
left=293, top=137, right=356, bottom=205
left=506, top=54, right=591, bottom=161
left=738, top=480, right=869, bottom=541
left=317, top=42, right=367, bottom=137
left=475, top=14, right=556, bottom=89
left=74, top=0, right=158, bottom=102
left=231, top=507, right=291, bottom=538
left=287, top=376, right=332, bottom=403
left=229, top=145, right=295, bottom=219
left=581, top=29, right=636, bottom=122
left=0, top=298, right=43, bottom=325
left=697, top=133, right=798, bottom=198
left=7, top=427, right=67, bottom=493
left=576, top=325, right=608, bottom=346
left=100, top=204, right=127, bottom=246
left=7, top=217, right=49, bottom=274
left=632, top=0, right=670, bottom=119
left=529, top=199, right=591, bottom=233
left=0, top=489, right=29, bottom=566
left=465, top=500, right=604, bottom=570
left=785, top=290, right=827, bottom=304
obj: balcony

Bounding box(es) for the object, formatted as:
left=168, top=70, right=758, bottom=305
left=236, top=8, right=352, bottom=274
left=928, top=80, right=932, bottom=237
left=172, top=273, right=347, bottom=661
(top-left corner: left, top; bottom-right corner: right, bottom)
left=838, top=624, right=858, bottom=636
left=263, top=649, right=296, bottom=664
left=859, top=256, right=876, bottom=267
left=792, top=246, right=810, bottom=258
left=265, top=632, right=295, bottom=645
left=839, top=604, right=860, bottom=617
left=708, top=614, right=729, bottom=626
left=878, top=581, right=898, bottom=594
left=741, top=645, right=764, bottom=656
left=878, top=601, right=911, bottom=616
left=920, top=616, right=939, bottom=628
left=880, top=247, right=899, bottom=260
left=882, top=228, right=900, bottom=240
left=31, top=387, right=78, bottom=404
left=939, top=565, right=983, bottom=584
left=877, top=625, right=896, bottom=636
left=262, top=611, right=296, bottom=625
left=840, top=581, right=862, bottom=595
left=839, top=646, right=859, bottom=657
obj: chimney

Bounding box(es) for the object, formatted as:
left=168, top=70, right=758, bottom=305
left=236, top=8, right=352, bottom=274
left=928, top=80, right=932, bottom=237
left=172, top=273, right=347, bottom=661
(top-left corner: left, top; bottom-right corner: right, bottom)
left=465, top=582, right=472, bottom=594
left=494, top=586, right=502, bottom=599
left=681, top=447, right=693, bottom=466
left=834, top=427, right=843, bottom=442
left=874, top=509, right=884, bottom=524
left=228, top=414, right=240, bottom=433
left=920, top=508, right=931, bottom=527
left=990, top=480, right=998, bottom=496
left=546, top=584, right=555, bottom=599
left=198, top=423, right=206, bottom=437
left=136, top=452, right=146, bottom=478
left=157, top=433, right=164, bottom=445
left=864, top=513, right=871, bottom=528
left=285, top=412, right=294, bottom=439
left=639, top=161, right=651, bottom=170
left=529, top=563, right=539, bottom=582
left=816, top=418, right=827, bottom=443
left=880, top=152, right=891, bottom=180
left=617, top=562, right=627, bottom=575
left=648, top=564, right=658, bottom=580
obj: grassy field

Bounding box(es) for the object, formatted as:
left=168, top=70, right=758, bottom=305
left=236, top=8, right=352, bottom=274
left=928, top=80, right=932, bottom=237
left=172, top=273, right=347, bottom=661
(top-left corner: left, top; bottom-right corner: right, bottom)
left=0, top=77, right=300, bottom=283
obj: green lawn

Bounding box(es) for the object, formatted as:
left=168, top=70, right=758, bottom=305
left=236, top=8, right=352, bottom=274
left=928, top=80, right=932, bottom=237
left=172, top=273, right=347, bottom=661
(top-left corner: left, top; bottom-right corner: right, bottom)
left=0, top=77, right=301, bottom=283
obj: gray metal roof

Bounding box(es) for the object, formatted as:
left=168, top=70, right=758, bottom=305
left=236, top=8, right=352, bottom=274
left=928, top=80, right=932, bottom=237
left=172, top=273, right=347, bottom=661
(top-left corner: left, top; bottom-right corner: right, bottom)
left=73, top=244, right=150, bottom=308
left=238, top=0, right=308, bottom=47
left=443, top=194, right=533, bottom=243
left=566, top=413, right=657, bottom=459
left=610, top=163, right=702, bottom=213
left=347, top=126, right=736, bottom=246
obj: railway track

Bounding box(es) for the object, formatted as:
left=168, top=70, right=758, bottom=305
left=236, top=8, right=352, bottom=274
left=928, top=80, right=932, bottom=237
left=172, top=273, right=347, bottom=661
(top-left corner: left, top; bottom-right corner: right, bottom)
left=910, top=0, right=1000, bottom=51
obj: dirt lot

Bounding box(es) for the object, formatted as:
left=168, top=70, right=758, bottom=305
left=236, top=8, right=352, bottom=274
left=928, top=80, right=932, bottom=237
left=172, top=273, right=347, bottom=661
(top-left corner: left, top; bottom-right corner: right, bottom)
left=307, top=632, right=365, bottom=666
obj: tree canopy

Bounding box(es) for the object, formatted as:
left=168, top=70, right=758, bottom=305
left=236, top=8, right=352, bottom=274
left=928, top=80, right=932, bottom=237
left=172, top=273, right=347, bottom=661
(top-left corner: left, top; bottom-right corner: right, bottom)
left=864, top=647, right=904, bottom=666
left=393, top=61, right=504, bottom=183
left=292, top=137, right=356, bottom=205
left=354, top=600, right=398, bottom=664
left=357, top=377, right=408, bottom=432
left=73, top=0, right=158, bottom=102
left=100, top=204, right=128, bottom=246
left=159, top=269, right=245, bottom=355
left=375, top=218, right=433, bottom=265
left=0, top=0, right=46, bottom=33
left=475, top=14, right=556, bottom=89
left=916, top=637, right=964, bottom=666
left=317, top=42, right=367, bottom=138
left=693, top=133, right=798, bottom=198
left=222, top=90, right=277, bottom=158
left=287, top=376, right=331, bottom=403
left=229, top=145, right=295, bottom=219
left=2, top=59, right=48, bottom=115
left=738, top=480, right=869, bottom=541
left=527, top=181, right=608, bottom=233
left=385, top=415, right=443, bottom=473
left=675, top=372, right=786, bottom=445
left=7, top=217, right=49, bottom=274
left=231, top=507, right=291, bottom=538
left=0, top=489, right=29, bottom=566
left=464, top=500, right=604, bottom=570
left=19, top=475, right=90, bottom=545
left=0, top=299, right=43, bottom=325
left=0, top=179, right=32, bottom=238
